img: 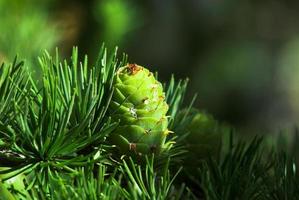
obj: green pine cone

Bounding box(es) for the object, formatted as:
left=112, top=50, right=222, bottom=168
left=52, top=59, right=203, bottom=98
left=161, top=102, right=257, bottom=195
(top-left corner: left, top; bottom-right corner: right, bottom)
left=187, top=111, right=222, bottom=159
left=109, top=64, right=170, bottom=155
left=178, top=108, right=223, bottom=160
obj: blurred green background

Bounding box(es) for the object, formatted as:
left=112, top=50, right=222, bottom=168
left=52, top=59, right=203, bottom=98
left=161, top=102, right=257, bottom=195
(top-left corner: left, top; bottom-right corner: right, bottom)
left=1, top=0, right=299, bottom=133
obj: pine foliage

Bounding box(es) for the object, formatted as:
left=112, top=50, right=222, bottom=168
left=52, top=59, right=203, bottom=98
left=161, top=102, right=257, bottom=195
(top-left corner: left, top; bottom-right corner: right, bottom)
left=0, top=45, right=299, bottom=199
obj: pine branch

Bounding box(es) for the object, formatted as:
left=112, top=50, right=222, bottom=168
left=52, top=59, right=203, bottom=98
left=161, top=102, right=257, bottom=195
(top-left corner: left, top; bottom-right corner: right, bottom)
left=0, top=57, right=28, bottom=124
left=157, top=77, right=197, bottom=167
left=0, top=45, right=122, bottom=185
left=10, top=156, right=189, bottom=200
left=0, top=45, right=193, bottom=200
left=119, top=156, right=181, bottom=199
left=165, top=76, right=190, bottom=129
left=4, top=44, right=299, bottom=200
